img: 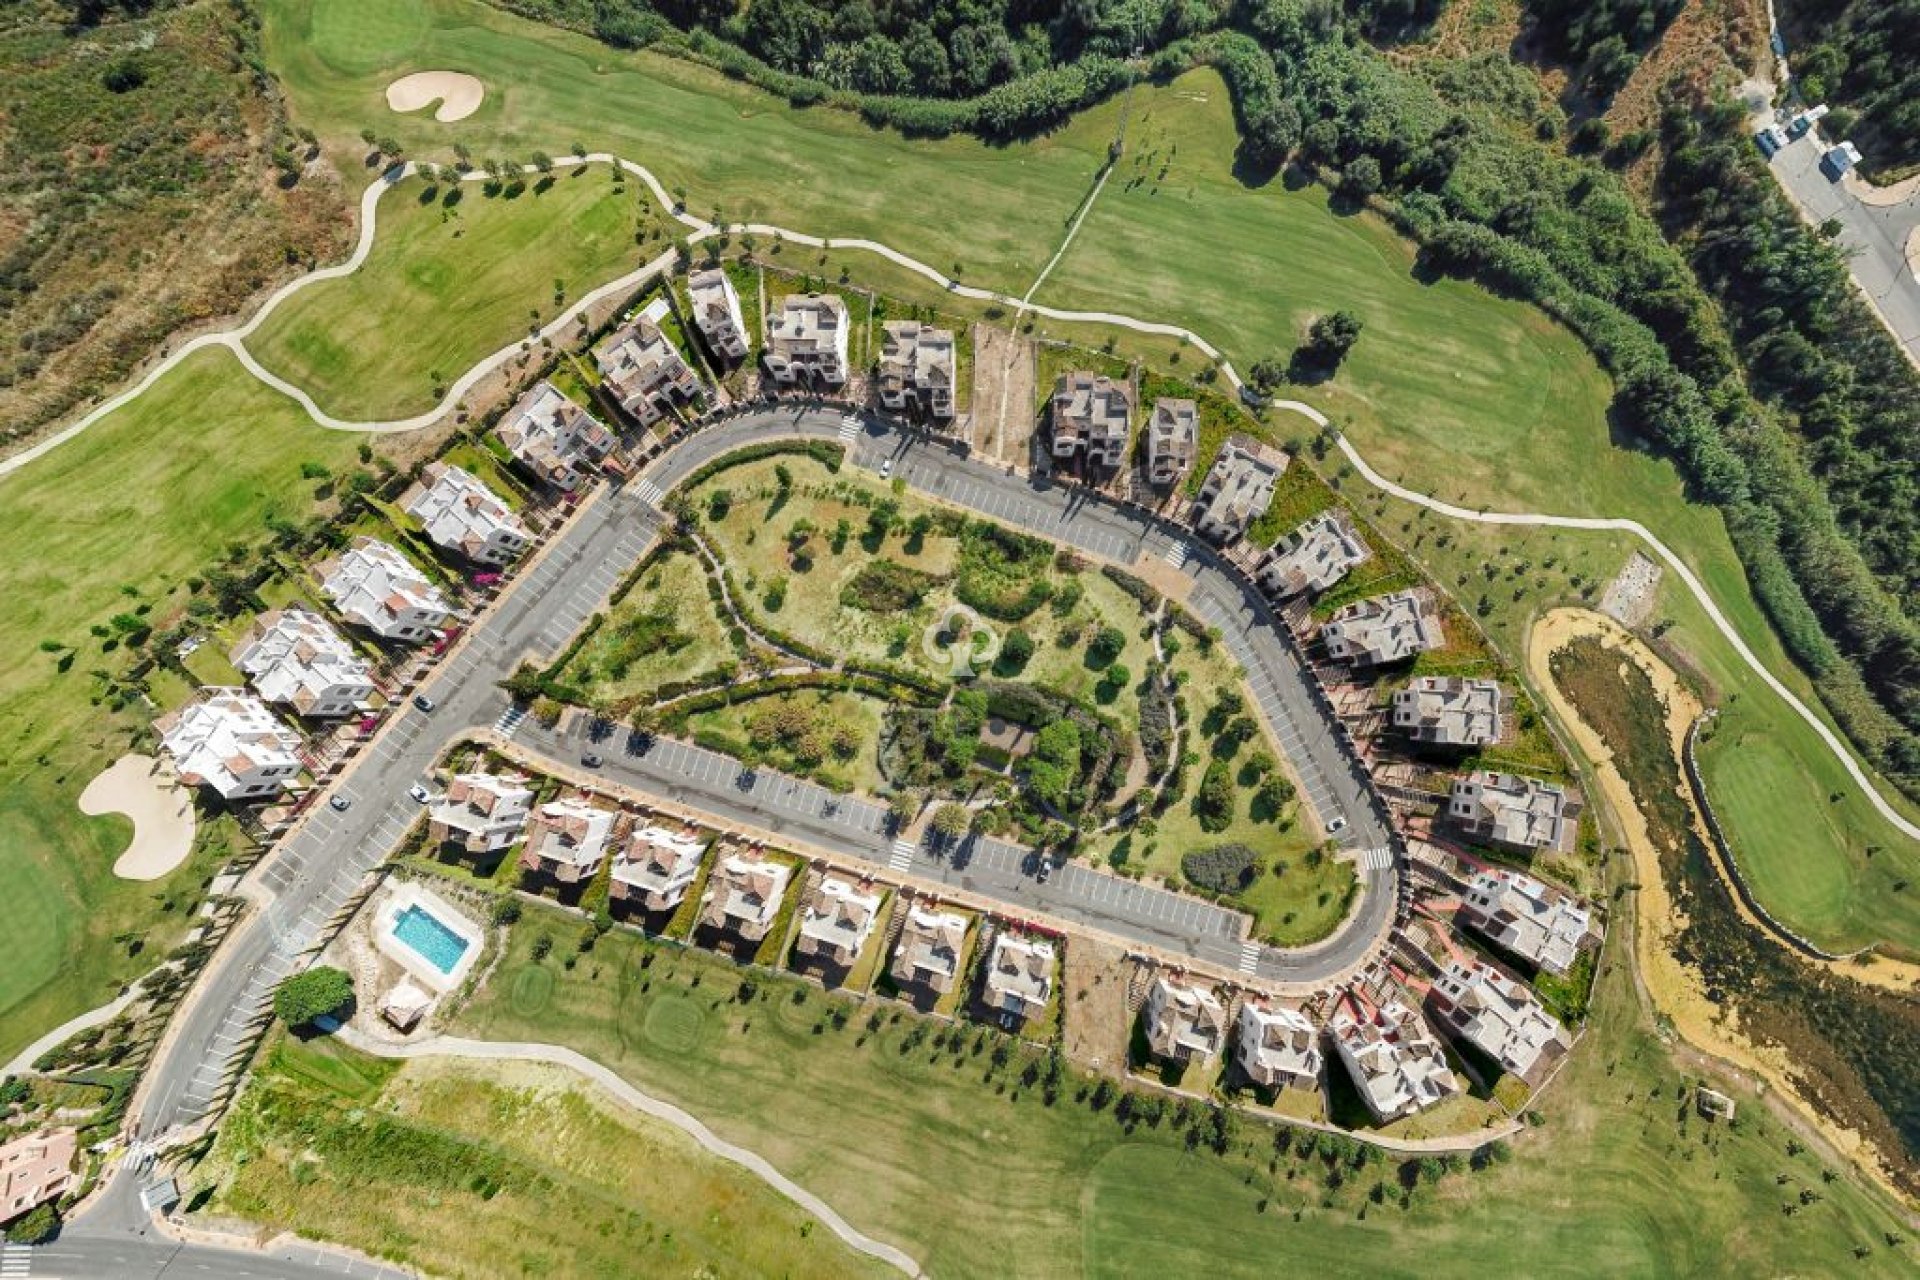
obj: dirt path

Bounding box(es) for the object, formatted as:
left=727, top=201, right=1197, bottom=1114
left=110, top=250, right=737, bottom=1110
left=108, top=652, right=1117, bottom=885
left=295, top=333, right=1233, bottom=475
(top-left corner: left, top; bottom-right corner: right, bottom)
left=1526, top=607, right=1912, bottom=1195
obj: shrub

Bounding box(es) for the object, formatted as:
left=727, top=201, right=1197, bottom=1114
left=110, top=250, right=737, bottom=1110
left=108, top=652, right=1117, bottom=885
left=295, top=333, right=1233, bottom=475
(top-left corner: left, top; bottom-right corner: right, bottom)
left=1182, top=843, right=1259, bottom=894
left=5, top=1203, right=57, bottom=1245
left=1193, top=760, right=1236, bottom=833
left=840, top=560, right=944, bottom=612
left=1087, top=625, right=1127, bottom=668
left=274, top=966, right=353, bottom=1027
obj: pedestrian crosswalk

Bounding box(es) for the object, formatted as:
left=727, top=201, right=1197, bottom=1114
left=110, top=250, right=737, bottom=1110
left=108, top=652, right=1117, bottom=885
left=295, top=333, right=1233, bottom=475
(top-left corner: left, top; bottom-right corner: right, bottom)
left=888, top=838, right=917, bottom=872
left=1355, top=846, right=1394, bottom=872
left=633, top=477, right=666, bottom=506
left=1162, top=538, right=1190, bottom=569
left=839, top=413, right=863, bottom=443
left=2, top=1245, right=32, bottom=1278
left=1238, top=940, right=1262, bottom=974
left=496, top=703, right=529, bottom=739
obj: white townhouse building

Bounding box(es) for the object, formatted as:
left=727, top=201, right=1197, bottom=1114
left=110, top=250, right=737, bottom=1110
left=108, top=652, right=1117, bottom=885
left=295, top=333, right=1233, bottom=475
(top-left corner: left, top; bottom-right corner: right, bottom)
left=402, top=463, right=532, bottom=566
left=318, top=537, right=453, bottom=644
left=497, top=381, right=615, bottom=490
left=156, top=688, right=303, bottom=802
left=230, top=607, right=375, bottom=720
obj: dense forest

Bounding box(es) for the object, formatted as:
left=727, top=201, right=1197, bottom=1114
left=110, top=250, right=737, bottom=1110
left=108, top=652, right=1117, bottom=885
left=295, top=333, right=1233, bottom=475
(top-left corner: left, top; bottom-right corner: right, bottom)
left=1777, top=0, right=1920, bottom=174
left=1519, top=0, right=1686, bottom=102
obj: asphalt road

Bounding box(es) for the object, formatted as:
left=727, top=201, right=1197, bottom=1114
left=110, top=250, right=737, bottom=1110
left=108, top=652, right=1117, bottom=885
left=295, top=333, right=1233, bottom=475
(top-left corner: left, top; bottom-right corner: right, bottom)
left=1747, top=94, right=1920, bottom=362
left=18, top=1234, right=412, bottom=1280
left=76, top=404, right=1400, bottom=1269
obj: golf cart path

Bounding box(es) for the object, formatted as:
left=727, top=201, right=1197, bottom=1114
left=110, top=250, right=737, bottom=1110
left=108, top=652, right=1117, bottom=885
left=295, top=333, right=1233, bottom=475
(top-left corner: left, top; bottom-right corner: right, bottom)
left=3, top=157, right=1913, bottom=853
left=341, top=1029, right=921, bottom=1276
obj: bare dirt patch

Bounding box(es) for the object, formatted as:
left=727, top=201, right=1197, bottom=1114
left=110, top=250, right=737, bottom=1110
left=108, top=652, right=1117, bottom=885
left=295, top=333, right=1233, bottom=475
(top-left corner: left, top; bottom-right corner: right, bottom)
left=1061, top=937, right=1134, bottom=1072
left=386, top=71, right=486, bottom=124
left=1598, top=550, right=1661, bottom=627
left=79, top=753, right=196, bottom=881
left=969, top=322, right=1036, bottom=467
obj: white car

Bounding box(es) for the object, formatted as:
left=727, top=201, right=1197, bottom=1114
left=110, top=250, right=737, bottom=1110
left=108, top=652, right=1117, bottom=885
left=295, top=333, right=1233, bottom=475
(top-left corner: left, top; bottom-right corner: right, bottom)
left=408, top=783, right=432, bottom=804
left=879, top=458, right=894, bottom=479
left=1326, top=816, right=1347, bottom=834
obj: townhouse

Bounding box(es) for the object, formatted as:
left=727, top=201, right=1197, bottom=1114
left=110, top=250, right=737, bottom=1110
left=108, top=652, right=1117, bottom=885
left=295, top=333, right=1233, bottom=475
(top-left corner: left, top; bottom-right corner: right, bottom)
left=156, top=688, right=303, bottom=802
left=609, top=822, right=708, bottom=914
left=1142, top=974, right=1228, bottom=1066
left=230, top=606, right=375, bottom=720
left=1193, top=435, right=1288, bottom=543
left=596, top=315, right=704, bottom=429
left=1447, top=771, right=1578, bottom=854
left=982, top=931, right=1055, bottom=1024
left=497, top=380, right=615, bottom=489
left=698, top=848, right=794, bottom=941
left=1391, top=676, right=1505, bottom=748
left=792, top=875, right=885, bottom=968
left=1427, top=960, right=1570, bottom=1085
left=765, top=293, right=850, bottom=386
left=1235, top=998, right=1324, bottom=1092
left=1049, top=372, right=1132, bottom=473
left=402, top=463, right=532, bottom=566
left=1320, top=589, right=1444, bottom=667
left=1328, top=994, right=1460, bottom=1124
left=889, top=901, right=970, bottom=996
left=687, top=267, right=749, bottom=361
left=876, top=320, right=957, bottom=420
left=518, top=796, right=618, bottom=885
left=1456, top=867, right=1594, bottom=977
left=1255, top=510, right=1370, bottom=599
left=427, top=771, right=534, bottom=856
left=1143, top=396, right=1198, bottom=487
left=0, top=1130, right=75, bottom=1225
left=317, top=537, right=453, bottom=644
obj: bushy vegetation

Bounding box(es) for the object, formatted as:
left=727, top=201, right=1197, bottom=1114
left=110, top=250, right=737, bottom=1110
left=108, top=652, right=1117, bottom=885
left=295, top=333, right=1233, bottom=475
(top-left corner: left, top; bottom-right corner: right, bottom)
left=1520, top=0, right=1687, bottom=101
left=840, top=559, right=944, bottom=612
left=1779, top=0, right=1920, bottom=172
left=274, top=966, right=353, bottom=1027
left=955, top=522, right=1054, bottom=621
left=1180, top=842, right=1258, bottom=893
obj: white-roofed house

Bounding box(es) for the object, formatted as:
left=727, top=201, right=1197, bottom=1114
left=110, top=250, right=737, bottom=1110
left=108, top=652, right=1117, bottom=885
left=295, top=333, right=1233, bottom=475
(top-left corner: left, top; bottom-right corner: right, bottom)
left=1144, top=397, right=1199, bottom=488
left=1050, top=372, right=1132, bottom=473
left=609, top=822, right=708, bottom=915
left=1254, top=510, right=1370, bottom=599
left=1320, top=589, right=1444, bottom=667
left=317, top=537, right=453, bottom=644
left=1456, top=867, right=1594, bottom=977
left=427, top=771, right=534, bottom=856
left=765, top=294, right=849, bottom=386
left=1447, top=771, right=1578, bottom=854
left=698, top=847, right=795, bottom=943
left=230, top=607, right=374, bottom=720
left=1392, top=676, right=1505, bottom=748
left=981, top=930, right=1054, bottom=1024
left=595, top=316, right=704, bottom=428
left=1427, top=959, right=1570, bottom=1086
left=1142, top=974, right=1228, bottom=1066
left=877, top=321, right=956, bottom=421
left=889, top=900, right=971, bottom=997
left=1328, top=992, right=1460, bottom=1124
left=402, top=463, right=532, bottom=566
left=791, top=875, right=886, bottom=970
left=1193, top=435, right=1288, bottom=543
left=687, top=268, right=749, bottom=361
left=518, top=796, right=617, bottom=886
left=496, top=381, right=615, bottom=490
left=1235, top=997, right=1323, bottom=1092
left=155, top=688, right=303, bottom=802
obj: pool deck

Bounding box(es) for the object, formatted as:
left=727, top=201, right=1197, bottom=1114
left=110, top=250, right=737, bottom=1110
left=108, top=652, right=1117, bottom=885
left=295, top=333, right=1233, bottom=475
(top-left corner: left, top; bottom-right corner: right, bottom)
left=373, top=881, right=484, bottom=993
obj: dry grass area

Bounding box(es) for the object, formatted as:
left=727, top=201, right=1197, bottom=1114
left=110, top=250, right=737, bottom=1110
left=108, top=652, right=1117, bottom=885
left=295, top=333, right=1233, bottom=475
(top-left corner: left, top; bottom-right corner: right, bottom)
left=0, top=1, right=349, bottom=458
left=1061, top=936, right=1134, bottom=1072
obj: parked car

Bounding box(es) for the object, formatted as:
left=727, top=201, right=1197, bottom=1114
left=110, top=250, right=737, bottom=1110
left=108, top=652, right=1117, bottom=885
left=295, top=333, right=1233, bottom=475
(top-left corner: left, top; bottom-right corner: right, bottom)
left=412, top=694, right=435, bottom=712
left=328, top=794, right=351, bottom=812
left=408, top=784, right=431, bottom=804
left=879, top=457, right=894, bottom=479
left=582, top=752, right=603, bottom=768
left=1754, top=126, right=1787, bottom=158
left=1326, top=816, right=1347, bottom=834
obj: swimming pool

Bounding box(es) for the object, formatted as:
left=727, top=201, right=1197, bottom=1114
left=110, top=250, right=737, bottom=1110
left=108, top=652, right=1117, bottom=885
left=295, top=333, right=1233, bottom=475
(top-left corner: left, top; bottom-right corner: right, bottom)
left=390, top=903, right=471, bottom=976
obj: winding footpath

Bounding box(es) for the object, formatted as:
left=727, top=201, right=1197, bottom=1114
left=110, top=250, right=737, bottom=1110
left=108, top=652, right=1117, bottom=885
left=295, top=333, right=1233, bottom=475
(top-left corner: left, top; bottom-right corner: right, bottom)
left=1, top=153, right=1913, bottom=851
left=341, top=1029, right=921, bottom=1276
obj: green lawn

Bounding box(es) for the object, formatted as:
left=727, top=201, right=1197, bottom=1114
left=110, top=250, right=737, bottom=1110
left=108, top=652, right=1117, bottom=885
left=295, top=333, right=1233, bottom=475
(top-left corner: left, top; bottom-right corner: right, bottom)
left=247, top=169, right=667, bottom=419
left=431, top=898, right=1914, bottom=1278
left=193, top=1033, right=887, bottom=1279
left=0, top=345, right=377, bottom=1060
left=564, top=550, right=736, bottom=708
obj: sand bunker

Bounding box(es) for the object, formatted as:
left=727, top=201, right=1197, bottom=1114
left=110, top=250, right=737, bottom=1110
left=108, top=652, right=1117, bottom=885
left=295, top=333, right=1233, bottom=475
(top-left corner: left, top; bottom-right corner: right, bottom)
left=80, top=753, right=196, bottom=882
left=385, top=71, right=485, bottom=124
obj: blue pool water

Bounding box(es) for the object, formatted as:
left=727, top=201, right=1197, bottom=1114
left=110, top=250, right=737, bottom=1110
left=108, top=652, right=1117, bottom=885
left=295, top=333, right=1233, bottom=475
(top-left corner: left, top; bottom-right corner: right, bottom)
left=391, top=904, right=470, bottom=975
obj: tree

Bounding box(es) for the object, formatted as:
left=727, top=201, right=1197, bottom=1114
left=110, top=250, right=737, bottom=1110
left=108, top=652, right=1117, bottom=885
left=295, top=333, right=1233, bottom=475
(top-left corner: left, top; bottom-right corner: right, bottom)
left=1194, top=760, right=1236, bottom=833
left=1340, top=155, right=1382, bottom=201
left=1088, top=625, right=1127, bottom=667
left=997, top=626, right=1035, bottom=674
left=1294, top=310, right=1364, bottom=378
left=274, top=966, right=353, bottom=1027
left=931, top=802, right=972, bottom=841
left=5, top=1203, right=57, bottom=1245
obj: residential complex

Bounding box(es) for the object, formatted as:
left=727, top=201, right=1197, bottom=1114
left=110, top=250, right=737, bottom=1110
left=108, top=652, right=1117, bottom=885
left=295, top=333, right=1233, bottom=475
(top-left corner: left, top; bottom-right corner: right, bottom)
left=687, top=267, right=749, bottom=361
left=1255, top=510, right=1369, bottom=598
left=497, top=381, right=614, bottom=489
left=518, top=797, right=617, bottom=884
left=876, top=321, right=956, bottom=420
left=1143, top=397, right=1198, bottom=487
left=1049, top=371, right=1132, bottom=472
left=1447, top=771, right=1578, bottom=854
left=982, top=931, right=1054, bottom=1023
left=428, top=771, right=534, bottom=856
left=0, top=1130, right=75, bottom=1224
left=1329, top=995, right=1460, bottom=1124
left=764, top=293, right=849, bottom=386
left=889, top=901, right=970, bottom=995
left=402, top=463, right=532, bottom=566
left=318, top=537, right=453, bottom=644
left=1320, top=589, right=1443, bottom=667
left=1235, top=998, right=1323, bottom=1092
left=1142, top=974, right=1228, bottom=1065
left=609, top=823, right=708, bottom=913
left=1391, top=676, right=1505, bottom=748
left=596, top=315, right=703, bottom=428
left=699, top=849, right=794, bottom=941
left=792, top=876, right=885, bottom=967
left=156, top=688, right=303, bottom=802
left=1457, top=868, right=1594, bottom=976
left=1427, top=960, right=1570, bottom=1085
left=230, top=607, right=374, bottom=720
left=1193, top=435, right=1288, bottom=542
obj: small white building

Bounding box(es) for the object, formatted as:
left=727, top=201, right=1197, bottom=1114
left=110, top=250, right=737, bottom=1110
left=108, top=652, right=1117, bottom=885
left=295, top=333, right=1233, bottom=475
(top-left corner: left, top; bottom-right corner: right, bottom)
left=1392, top=676, right=1505, bottom=748
left=1457, top=867, right=1593, bottom=976
left=1321, top=589, right=1443, bottom=667
left=687, top=268, right=749, bottom=361
left=877, top=320, right=957, bottom=420
left=427, top=771, right=534, bottom=855
left=983, top=931, right=1054, bottom=1022
left=155, top=688, right=303, bottom=802
left=1144, top=397, right=1199, bottom=488
left=1447, top=771, right=1577, bottom=854
left=1255, top=510, right=1370, bottom=598
left=1235, top=998, right=1323, bottom=1092
left=1050, top=372, right=1132, bottom=472
left=609, top=823, right=708, bottom=914
left=765, top=294, right=849, bottom=385
left=518, top=797, right=617, bottom=885
left=230, top=607, right=375, bottom=720
left=1329, top=994, right=1459, bottom=1124
left=596, top=314, right=704, bottom=428
left=497, top=381, right=614, bottom=490
left=1142, top=974, right=1228, bottom=1065
left=318, top=537, right=453, bottom=644
left=1193, top=435, right=1288, bottom=543
left=793, top=875, right=885, bottom=967
left=1428, top=960, right=1570, bottom=1085
left=402, top=463, right=532, bottom=566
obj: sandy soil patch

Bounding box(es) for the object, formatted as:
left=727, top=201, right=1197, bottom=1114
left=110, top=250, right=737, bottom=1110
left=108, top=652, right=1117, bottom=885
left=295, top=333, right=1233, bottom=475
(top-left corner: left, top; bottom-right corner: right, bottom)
left=970, top=323, right=1036, bottom=467
left=385, top=71, right=486, bottom=124
left=80, top=752, right=196, bottom=881
left=1526, top=608, right=1912, bottom=1194
left=1060, top=937, right=1135, bottom=1071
